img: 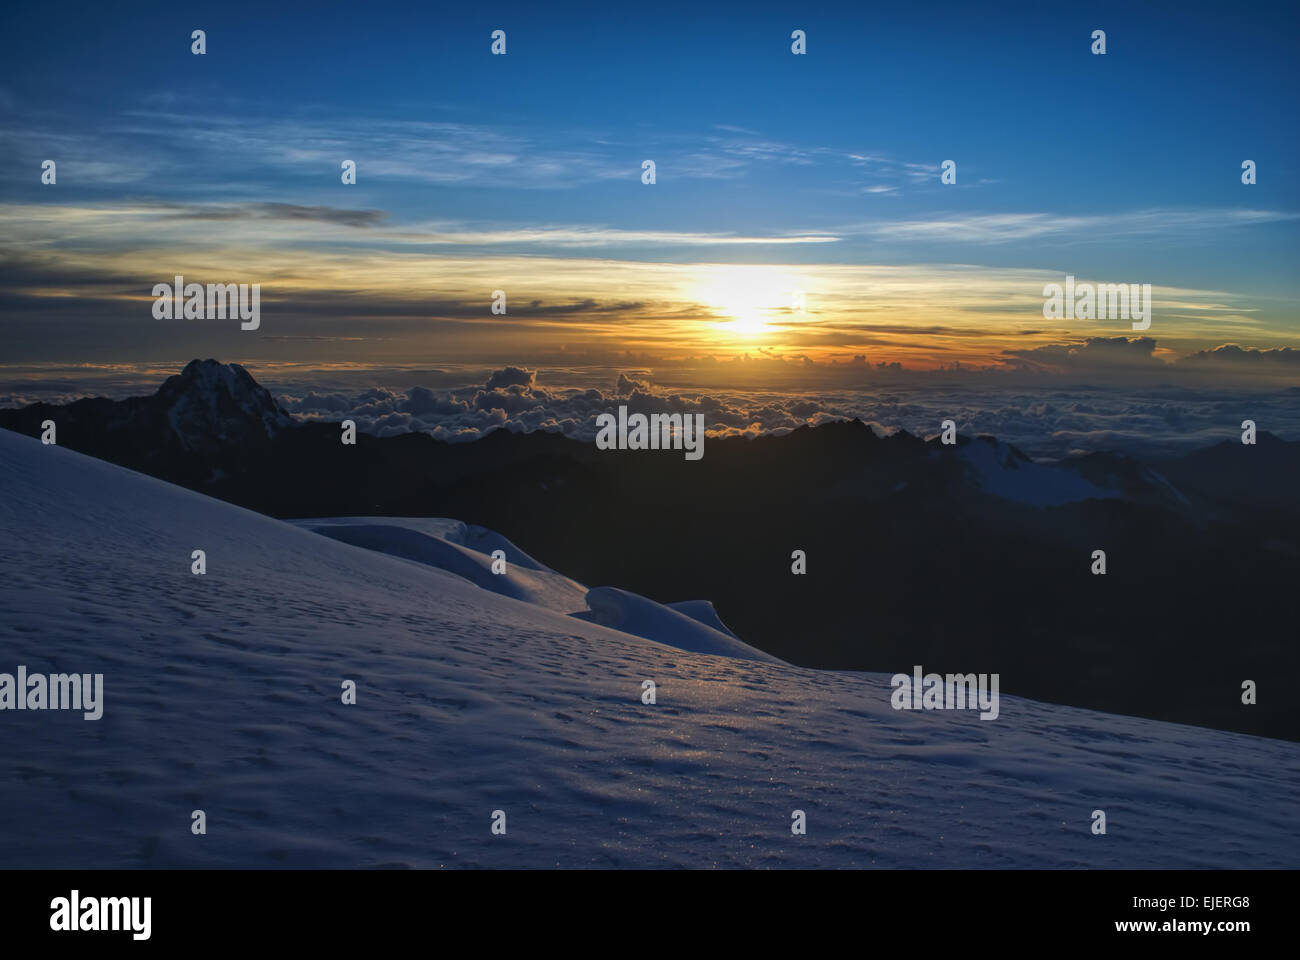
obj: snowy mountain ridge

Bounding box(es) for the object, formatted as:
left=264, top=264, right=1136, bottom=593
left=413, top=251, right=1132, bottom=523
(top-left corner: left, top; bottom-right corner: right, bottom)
left=292, top=516, right=777, bottom=662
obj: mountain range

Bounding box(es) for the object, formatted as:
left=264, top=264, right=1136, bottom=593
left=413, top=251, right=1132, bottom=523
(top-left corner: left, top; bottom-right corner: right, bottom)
left=3, top=359, right=1297, bottom=741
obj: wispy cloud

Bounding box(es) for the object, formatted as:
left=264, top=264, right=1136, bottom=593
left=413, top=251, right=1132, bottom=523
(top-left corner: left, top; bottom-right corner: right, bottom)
left=0, top=104, right=957, bottom=199
left=845, top=209, right=1300, bottom=244
left=0, top=200, right=838, bottom=250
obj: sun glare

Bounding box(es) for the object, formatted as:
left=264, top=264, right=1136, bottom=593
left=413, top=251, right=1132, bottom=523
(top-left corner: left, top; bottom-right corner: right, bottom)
left=691, top=267, right=801, bottom=339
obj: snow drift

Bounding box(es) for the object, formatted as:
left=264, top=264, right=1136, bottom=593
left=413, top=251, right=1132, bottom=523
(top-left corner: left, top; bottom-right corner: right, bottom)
left=292, top=516, right=777, bottom=661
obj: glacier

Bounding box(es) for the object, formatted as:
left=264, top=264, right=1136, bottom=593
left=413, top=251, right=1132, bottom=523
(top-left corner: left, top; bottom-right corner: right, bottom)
left=1, top=427, right=1297, bottom=868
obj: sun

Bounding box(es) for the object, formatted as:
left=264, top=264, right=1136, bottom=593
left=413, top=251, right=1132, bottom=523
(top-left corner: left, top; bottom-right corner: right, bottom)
left=721, top=302, right=769, bottom=335
left=690, top=266, right=801, bottom=339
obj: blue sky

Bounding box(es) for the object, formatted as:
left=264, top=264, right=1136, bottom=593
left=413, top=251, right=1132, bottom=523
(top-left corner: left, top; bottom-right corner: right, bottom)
left=0, top=0, right=1296, bottom=378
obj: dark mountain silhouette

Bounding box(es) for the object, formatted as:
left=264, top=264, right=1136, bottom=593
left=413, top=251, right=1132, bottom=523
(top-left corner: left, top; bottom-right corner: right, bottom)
left=3, top=359, right=291, bottom=486
left=4, top=359, right=1297, bottom=741
left=1153, top=432, right=1300, bottom=512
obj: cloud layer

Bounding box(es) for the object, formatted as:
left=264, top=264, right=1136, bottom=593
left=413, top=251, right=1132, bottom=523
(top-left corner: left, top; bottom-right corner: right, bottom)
left=266, top=359, right=1300, bottom=461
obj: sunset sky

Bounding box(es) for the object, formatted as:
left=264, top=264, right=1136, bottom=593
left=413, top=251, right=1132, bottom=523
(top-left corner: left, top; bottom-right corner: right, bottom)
left=1, top=0, right=1297, bottom=389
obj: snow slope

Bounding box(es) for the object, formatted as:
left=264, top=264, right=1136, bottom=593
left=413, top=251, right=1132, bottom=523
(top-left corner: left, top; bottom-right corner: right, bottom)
left=1, top=427, right=1298, bottom=868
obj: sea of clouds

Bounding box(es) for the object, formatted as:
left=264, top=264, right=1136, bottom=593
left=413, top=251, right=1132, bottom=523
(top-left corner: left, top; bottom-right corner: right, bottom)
left=271, top=364, right=1300, bottom=461
left=3, top=345, right=1296, bottom=461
